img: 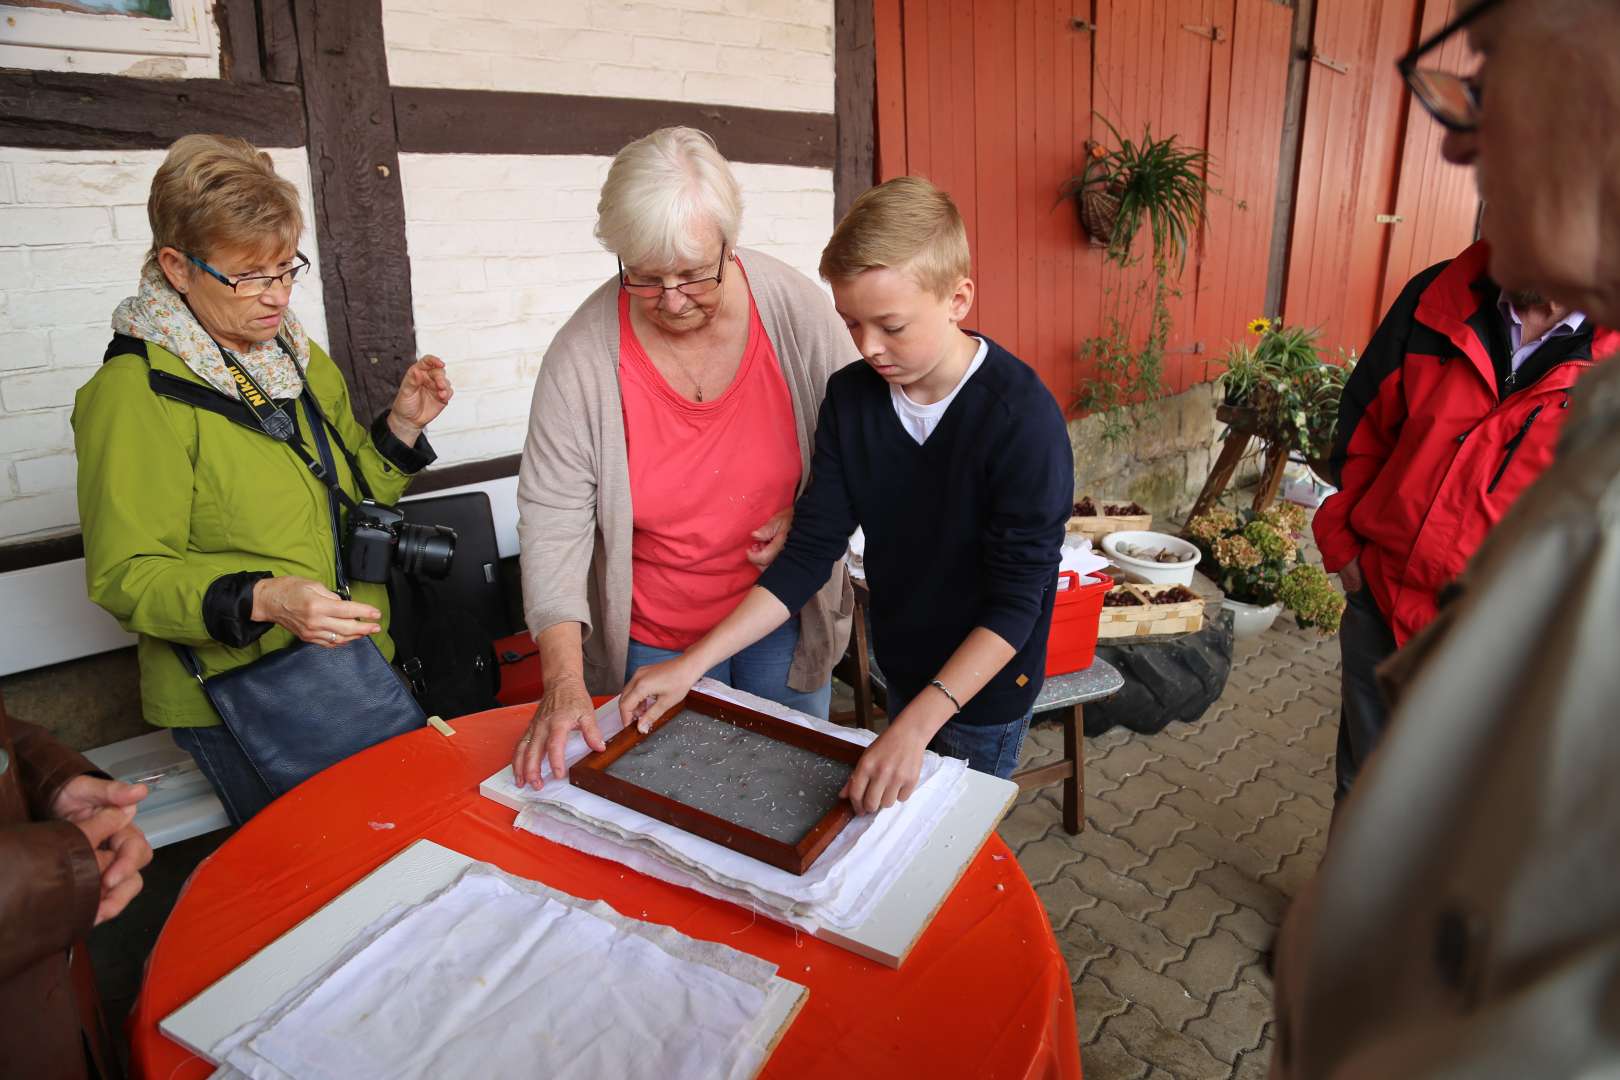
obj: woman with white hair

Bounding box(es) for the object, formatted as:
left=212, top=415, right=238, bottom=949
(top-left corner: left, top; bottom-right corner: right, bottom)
left=510, top=127, right=853, bottom=787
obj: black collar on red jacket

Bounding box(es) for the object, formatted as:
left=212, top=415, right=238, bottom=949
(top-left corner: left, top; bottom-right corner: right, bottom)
left=1414, top=241, right=1619, bottom=399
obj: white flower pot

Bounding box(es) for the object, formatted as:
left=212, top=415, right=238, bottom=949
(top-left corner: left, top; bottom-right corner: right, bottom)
left=1222, top=598, right=1283, bottom=639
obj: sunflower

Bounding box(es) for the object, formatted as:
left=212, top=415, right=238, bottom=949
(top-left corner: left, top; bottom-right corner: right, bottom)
left=1247, top=316, right=1273, bottom=335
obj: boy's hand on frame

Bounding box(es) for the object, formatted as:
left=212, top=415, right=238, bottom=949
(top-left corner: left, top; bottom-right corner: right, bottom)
left=842, top=719, right=931, bottom=815
left=620, top=656, right=703, bottom=734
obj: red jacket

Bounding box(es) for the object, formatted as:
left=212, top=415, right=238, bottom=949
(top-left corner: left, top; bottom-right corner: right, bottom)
left=1313, top=242, right=1618, bottom=645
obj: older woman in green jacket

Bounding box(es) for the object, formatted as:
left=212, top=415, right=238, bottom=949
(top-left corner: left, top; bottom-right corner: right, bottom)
left=73, top=135, right=453, bottom=824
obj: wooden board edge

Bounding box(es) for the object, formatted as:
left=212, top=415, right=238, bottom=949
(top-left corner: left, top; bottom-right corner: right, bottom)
left=158, top=837, right=460, bottom=1060
left=884, top=779, right=1019, bottom=970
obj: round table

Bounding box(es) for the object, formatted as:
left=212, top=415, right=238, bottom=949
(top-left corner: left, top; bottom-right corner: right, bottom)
left=129, top=706, right=1082, bottom=1079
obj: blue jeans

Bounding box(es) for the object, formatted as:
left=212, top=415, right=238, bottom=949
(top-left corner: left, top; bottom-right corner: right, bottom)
left=625, top=616, right=832, bottom=720
left=891, top=690, right=1033, bottom=779
left=172, top=724, right=276, bottom=827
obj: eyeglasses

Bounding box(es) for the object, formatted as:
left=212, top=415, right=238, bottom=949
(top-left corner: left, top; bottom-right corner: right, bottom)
left=187, top=251, right=311, bottom=297
left=618, top=246, right=727, bottom=299
left=1397, top=0, right=1501, bottom=133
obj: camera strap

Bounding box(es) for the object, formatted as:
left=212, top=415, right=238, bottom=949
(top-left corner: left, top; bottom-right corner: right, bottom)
left=302, top=393, right=352, bottom=599
left=218, top=348, right=295, bottom=442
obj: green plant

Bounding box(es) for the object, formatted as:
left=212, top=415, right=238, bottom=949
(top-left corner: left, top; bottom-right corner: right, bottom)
left=1062, top=117, right=1212, bottom=271
left=1073, top=260, right=1175, bottom=441
left=1185, top=504, right=1345, bottom=635
left=1219, top=319, right=1357, bottom=461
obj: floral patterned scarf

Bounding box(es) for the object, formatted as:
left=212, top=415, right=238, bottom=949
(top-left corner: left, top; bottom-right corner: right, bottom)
left=111, top=262, right=308, bottom=400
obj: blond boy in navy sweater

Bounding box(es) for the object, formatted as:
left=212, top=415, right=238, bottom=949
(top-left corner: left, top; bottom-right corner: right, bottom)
left=621, top=177, right=1072, bottom=813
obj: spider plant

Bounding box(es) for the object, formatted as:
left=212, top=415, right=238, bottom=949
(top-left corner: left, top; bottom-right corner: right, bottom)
left=1063, top=116, right=1212, bottom=271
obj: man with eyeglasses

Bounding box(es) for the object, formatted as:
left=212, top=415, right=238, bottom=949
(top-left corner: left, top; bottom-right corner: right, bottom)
left=1273, top=1, right=1620, bottom=1075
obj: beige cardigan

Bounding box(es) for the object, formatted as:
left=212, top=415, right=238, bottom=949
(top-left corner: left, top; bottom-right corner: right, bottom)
left=518, top=248, right=855, bottom=696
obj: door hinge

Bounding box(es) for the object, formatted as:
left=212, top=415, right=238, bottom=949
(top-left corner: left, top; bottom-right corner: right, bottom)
left=1375, top=213, right=1405, bottom=225
left=1071, top=17, right=1093, bottom=32
left=1308, top=50, right=1350, bottom=74
left=1182, top=23, right=1226, bottom=43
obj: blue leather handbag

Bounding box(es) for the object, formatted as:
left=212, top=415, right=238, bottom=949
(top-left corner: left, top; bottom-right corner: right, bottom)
left=174, top=388, right=426, bottom=798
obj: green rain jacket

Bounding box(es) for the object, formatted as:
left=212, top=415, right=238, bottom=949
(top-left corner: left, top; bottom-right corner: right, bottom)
left=72, top=337, right=435, bottom=728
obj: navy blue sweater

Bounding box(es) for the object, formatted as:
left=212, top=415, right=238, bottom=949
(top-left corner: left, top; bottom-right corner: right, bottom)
left=759, top=337, right=1073, bottom=726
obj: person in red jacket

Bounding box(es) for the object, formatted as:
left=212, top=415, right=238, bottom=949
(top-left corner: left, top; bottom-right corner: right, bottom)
left=1313, top=240, right=1617, bottom=799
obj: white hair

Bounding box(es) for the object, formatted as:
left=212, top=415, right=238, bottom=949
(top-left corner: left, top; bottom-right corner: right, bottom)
left=594, top=127, right=742, bottom=269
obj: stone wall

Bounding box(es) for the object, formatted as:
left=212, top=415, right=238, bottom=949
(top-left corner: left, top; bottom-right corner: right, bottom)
left=1069, top=382, right=1262, bottom=525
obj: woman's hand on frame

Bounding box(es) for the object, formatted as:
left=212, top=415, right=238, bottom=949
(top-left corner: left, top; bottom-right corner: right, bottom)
left=512, top=676, right=602, bottom=789
left=251, top=576, right=382, bottom=646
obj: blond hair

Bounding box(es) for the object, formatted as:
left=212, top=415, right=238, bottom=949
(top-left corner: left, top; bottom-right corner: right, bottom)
left=145, top=134, right=302, bottom=273
left=819, top=176, right=970, bottom=298
left=595, top=127, right=742, bottom=269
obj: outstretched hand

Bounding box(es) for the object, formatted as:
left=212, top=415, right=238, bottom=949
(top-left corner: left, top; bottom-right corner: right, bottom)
left=619, top=657, right=703, bottom=734
left=841, top=720, right=929, bottom=815
left=511, top=677, right=603, bottom=789
left=388, top=354, right=454, bottom=443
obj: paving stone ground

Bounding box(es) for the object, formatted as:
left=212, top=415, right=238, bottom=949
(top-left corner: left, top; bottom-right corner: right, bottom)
left=1002, top=612, right=1341, bottom=1079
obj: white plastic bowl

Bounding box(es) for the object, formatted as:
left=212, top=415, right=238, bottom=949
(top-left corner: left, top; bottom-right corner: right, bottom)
left=1101, top=531, right=1201, bottom=586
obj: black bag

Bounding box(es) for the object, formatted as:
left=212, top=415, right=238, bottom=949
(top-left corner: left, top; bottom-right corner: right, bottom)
left=176, top=636, right=426, bottom=798
left=390, top=572, right=500, bottom=720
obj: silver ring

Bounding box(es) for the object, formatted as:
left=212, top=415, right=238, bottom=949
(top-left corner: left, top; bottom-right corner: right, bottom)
left=517, top=735, right=532, bottom=745
left=327, top=631, right=336, bottom=642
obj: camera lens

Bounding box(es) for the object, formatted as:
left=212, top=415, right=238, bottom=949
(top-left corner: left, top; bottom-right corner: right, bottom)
left=397, top=523, right=457, bottom=579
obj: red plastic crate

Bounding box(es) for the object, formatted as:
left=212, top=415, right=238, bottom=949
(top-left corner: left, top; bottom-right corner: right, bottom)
left=494, top=632, right=542, bottom=706
left=1044, top=570, right=1112, bottom=677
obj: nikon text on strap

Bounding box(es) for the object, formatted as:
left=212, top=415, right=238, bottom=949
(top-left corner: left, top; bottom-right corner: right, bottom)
left=106, top=333, right=375, bottom=511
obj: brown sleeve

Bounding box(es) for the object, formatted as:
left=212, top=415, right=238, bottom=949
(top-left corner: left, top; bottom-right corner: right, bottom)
left=0, top=820, right=102, bottom=979
left=9, top=716, right=98, bottom=819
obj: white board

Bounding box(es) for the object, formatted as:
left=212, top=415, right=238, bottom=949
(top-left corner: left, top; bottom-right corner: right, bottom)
left=160, top=839, right=805, bottom=1077
left=480, top=748, right=1018, bottom=969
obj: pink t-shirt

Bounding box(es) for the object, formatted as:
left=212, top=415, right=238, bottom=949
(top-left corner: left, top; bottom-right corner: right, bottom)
left=620, top=272, right=801, bottom=650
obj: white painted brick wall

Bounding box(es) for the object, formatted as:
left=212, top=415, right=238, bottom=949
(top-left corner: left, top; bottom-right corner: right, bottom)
left=0, top=148, right=329, bottom=544
left=400, top=152, right=834, bottom=469
left=383, top=0, right=834, bottom=114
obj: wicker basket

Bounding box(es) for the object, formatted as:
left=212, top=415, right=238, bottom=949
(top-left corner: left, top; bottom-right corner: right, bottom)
left=1077, top=186, right=1122, bottom=248
left=1067, top=496, right=1153, bottom=543
left=1098, top=583, right=1206, bottom=639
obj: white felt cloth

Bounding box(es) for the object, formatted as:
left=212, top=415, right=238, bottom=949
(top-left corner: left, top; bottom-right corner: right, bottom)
left=209, top=865, right=795, bottom=1080
left=493, top=679, right=967, bottom=930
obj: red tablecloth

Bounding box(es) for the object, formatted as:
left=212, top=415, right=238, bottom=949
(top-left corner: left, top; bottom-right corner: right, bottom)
left=129, top=706, right=1081, bottom=1079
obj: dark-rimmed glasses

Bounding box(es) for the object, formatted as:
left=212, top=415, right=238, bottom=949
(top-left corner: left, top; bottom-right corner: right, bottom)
left=618, top=245, right=727, bottom=299
left=187, top=251, right=311, bottom=297
left=1397, top=0, right=1502, bottom=133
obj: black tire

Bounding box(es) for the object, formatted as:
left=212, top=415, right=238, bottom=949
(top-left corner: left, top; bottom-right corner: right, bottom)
left=1083, top=607, right=1235, bottom=737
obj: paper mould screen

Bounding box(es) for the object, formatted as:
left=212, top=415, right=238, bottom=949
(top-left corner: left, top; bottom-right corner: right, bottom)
left=604, top=709, right=853, bottom=845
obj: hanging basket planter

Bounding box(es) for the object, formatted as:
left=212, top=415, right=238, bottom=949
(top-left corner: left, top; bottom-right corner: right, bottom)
left=1077, top=184, right=1124, bottom=248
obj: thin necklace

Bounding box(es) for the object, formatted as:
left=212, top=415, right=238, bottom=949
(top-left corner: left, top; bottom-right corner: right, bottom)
left=651, top=293, right=725, bottom=403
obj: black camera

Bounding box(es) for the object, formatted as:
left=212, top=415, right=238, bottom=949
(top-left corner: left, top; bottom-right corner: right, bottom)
left=345, top=500, right=457, bottom=583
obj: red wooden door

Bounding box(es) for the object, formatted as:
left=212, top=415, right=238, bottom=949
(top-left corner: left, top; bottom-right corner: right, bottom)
left=1376, top=0, right=1482, bottom=320
left=875, top=0, right=1293, bottom=408
left=1281, top=0, right=1481, bottom=354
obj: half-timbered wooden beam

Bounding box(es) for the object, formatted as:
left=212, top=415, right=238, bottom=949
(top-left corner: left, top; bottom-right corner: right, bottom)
left=287, top=0, right=417, bottom=421
left=393, top=88, right=837, bottom=168
left=0, top=69, right=304, bottom=150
